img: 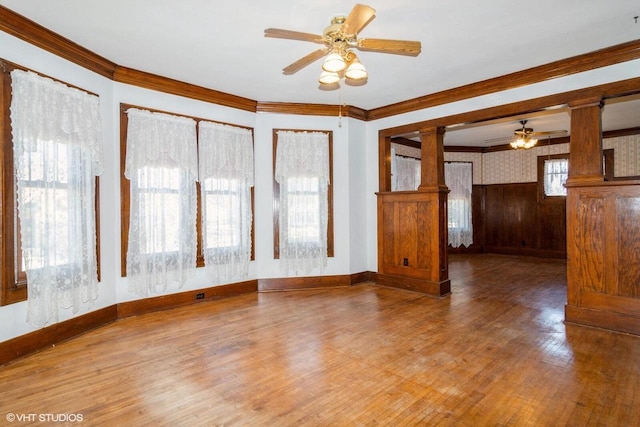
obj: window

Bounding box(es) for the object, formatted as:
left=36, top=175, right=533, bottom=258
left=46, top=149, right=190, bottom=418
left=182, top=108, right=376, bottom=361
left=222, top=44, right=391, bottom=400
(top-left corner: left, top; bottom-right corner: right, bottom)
left=3, top=65, right=102, bottom=327
left=538, top=150, right=614, bottom=201
left=444, top=162, right=473, bottom=248
left=202, top=177, right=244, bottom=250
left=198, top=121, right=254, bottom=281
left=120, top=105, right=255, bottom=290
left=543, top=158, right=569, bottom=196
left=273, top=129, right=334, bottom=275
left=391, top=148, right=421, bottom=191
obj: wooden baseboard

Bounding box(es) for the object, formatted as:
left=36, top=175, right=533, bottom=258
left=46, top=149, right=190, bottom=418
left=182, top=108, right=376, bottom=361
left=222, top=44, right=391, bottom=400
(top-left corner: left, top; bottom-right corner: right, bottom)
left=117, top=280, right=258, bottom=318
left=565, top=304, right=640, bottom=336
left=0, top=280, right=258, bottom=366
left=0, top=305, right=118, bottom=366
left=258, top=272, right=370, bottom=291
left=373, top=273, right=451, bottom=297
left=484, top=246, right=567, bottom=259
left=0, top=271, right=392, bottom=365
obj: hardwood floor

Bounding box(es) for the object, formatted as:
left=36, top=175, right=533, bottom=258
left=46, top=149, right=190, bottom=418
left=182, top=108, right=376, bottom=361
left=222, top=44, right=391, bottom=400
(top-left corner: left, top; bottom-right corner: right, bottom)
left=1, top=254, right=639, bottom=426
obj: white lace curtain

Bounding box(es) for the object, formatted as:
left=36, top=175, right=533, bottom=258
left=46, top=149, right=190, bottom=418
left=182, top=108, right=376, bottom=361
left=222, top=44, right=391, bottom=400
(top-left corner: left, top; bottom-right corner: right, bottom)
left=198, top=121, right=254, bottom=282
left=10, top=69, right=102, bottom=327
left=275, top=131, right=329, bottom=275
left=445, top=162, right=473, bottom=248
left=125, top=108, right=198, bottom=296
left=391, top=148, right=421, bottom=191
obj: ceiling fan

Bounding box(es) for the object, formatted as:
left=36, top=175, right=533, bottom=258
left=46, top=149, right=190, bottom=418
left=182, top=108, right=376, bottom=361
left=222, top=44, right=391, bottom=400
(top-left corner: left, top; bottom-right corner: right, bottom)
left=264, top=4, right=421, bottom=85
left=509, top=120, right=567, bottom=149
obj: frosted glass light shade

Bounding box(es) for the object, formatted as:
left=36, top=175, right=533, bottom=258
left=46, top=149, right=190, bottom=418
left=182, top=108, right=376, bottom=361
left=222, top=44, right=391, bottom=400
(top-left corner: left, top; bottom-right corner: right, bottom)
left=510, top=137, right=538, bottom=149
left=322, top=52, right=346, bottom=72
left=345, top=60, right=367, bottom=80
left=318, top=70, right=340, bottom=85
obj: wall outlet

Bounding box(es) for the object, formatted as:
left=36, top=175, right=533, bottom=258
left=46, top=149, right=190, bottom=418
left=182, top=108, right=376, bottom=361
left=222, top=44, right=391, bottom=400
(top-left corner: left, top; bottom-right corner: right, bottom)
left=403, top=258, right=409, bottom=266
left=196, top=293, right=205, bottom=300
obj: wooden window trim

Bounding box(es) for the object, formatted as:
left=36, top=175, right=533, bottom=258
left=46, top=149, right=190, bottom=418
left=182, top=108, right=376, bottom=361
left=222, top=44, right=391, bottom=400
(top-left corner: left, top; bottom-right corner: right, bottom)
left=272, top=129, right=334, bottom=259
left=119, top=103, right=255, bottom=276
left=1, top=59, right=101, bottom=306
left=537, top=149, right=615, bottom=203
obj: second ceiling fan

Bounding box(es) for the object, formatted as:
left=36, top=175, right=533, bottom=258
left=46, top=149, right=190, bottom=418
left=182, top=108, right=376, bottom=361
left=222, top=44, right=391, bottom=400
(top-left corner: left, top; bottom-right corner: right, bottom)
left=264, top=4, right=421, bottom=85
left=509, top=120, right=567, bottom=149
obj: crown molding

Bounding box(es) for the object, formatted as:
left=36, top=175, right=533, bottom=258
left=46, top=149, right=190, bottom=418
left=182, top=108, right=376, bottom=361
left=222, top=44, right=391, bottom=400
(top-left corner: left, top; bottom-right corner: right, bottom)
left=257, top=101, right=368, bottom=120
left=368, top=39, right=640, bottom=121
left=1, top=5, right=639, bottom=122
left=0, top=5, right=116, bottom=79
left=113, top=66, right=257, bottom=113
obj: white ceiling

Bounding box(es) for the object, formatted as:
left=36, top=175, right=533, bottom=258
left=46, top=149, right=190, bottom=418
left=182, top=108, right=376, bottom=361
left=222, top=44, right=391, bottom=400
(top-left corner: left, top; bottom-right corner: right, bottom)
left=2, top=0, right=639, bottom=146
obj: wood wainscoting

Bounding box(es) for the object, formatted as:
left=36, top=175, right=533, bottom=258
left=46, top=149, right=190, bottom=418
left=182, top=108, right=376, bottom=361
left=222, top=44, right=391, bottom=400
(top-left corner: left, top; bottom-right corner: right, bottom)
left=377, top=191, right=451, bottom=297
left=566, top=181, right=640, bottom=335
left=449, top=182, right=567, bottom=258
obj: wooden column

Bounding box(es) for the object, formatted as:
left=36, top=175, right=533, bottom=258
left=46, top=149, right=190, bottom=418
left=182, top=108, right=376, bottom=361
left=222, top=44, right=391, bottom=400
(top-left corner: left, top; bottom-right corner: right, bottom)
left=418, top=127, right=447, bottom=192
left=565, top=97, right=640, bottom=335
left=566, top=98, right=604, bottom=185
left=376, top=126, right=450, bottom=297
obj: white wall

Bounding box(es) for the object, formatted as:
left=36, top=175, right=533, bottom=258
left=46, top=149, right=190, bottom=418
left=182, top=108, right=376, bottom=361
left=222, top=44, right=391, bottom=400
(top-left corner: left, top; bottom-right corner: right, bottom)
left=1, top=27, right=638, bottom=343
left=0, top=32, right=115, bottom=341
left=0, top=30, right=369, bottom=342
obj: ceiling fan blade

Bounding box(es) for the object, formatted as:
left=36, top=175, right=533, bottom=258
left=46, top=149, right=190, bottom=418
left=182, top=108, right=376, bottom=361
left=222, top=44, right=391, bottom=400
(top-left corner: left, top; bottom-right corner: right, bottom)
left=282, top=48, right=329, bottom=75
left=530, top=130, right=568, bottom=136
left=341, top=4, right=376, bottom=36
left=264, top=28, right=324, bottom=44
left=357, top=38, right=421, bottom=56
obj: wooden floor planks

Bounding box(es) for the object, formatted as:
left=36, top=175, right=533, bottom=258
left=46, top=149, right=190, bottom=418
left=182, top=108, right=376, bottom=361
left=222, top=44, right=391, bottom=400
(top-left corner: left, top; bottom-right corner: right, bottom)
left=1, top=254, right=639, bottom=426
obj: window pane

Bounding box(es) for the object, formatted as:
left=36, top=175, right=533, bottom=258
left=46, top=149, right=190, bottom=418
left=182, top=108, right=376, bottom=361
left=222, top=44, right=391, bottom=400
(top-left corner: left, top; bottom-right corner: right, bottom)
left=203, top=178, right=241, bottom=249
left=544, top=159, right=568, bottom=196
left=286, top=177, right=320, bottom=244
left=136, top=167, right=181, bottom=254
left=17, top=140, right=72, bottom=269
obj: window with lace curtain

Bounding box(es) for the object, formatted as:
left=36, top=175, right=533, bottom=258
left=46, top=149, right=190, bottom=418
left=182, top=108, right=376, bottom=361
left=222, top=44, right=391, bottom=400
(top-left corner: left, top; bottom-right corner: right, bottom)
left=3, top=67, right=102, bottom=327
left=444, top=162, right=473, bottom=248
left=124, top=108, right=198, bottom=297
left=273, top=129, right=333, bottom=275
left=120, top=105, right=255, bottom=293
left=391, top=148, right=421, bottom=191
left=198, top=121, right=254, bottom=282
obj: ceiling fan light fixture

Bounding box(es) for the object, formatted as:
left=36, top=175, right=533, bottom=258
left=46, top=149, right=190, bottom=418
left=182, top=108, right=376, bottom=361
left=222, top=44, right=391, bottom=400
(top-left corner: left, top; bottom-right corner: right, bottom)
left=322, top=52, right=347, bottom=72
left=318, top=70, right=340, bottom=85
left=510, top=136, right=538, bottom=149
left=345, top=58, right=367, bottom=80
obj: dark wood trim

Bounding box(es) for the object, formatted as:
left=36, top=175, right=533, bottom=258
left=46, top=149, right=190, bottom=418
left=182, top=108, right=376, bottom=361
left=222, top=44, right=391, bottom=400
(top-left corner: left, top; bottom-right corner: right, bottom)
left=259, top=274, right=351, bottom=291
left=117, top=280, right=258, bottom=318
left=119, top=105, right=130, bottom=277
left=380, top=77, right=640, bottom=139
left=0, top=6, right=116, bottom=79
left=4, top=5, right=638, bottom=124
left=113, top=66, right=257, bottom=113
left=272, top=128, right=334, bottom=260
left=372, top=272, right=451, bottom=297
left=0, top=305, right=118, bottom=366
left=537, top=152, right=570, bottom=204
left=565, top=304, right=640, bottom=336
left=350, top=271, right=372, bottom=285
left=484, top=246, right=567, bottom=260
left=369, top=39, right=640, bottom=120
left=257, top=102, right=367, bottom=121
